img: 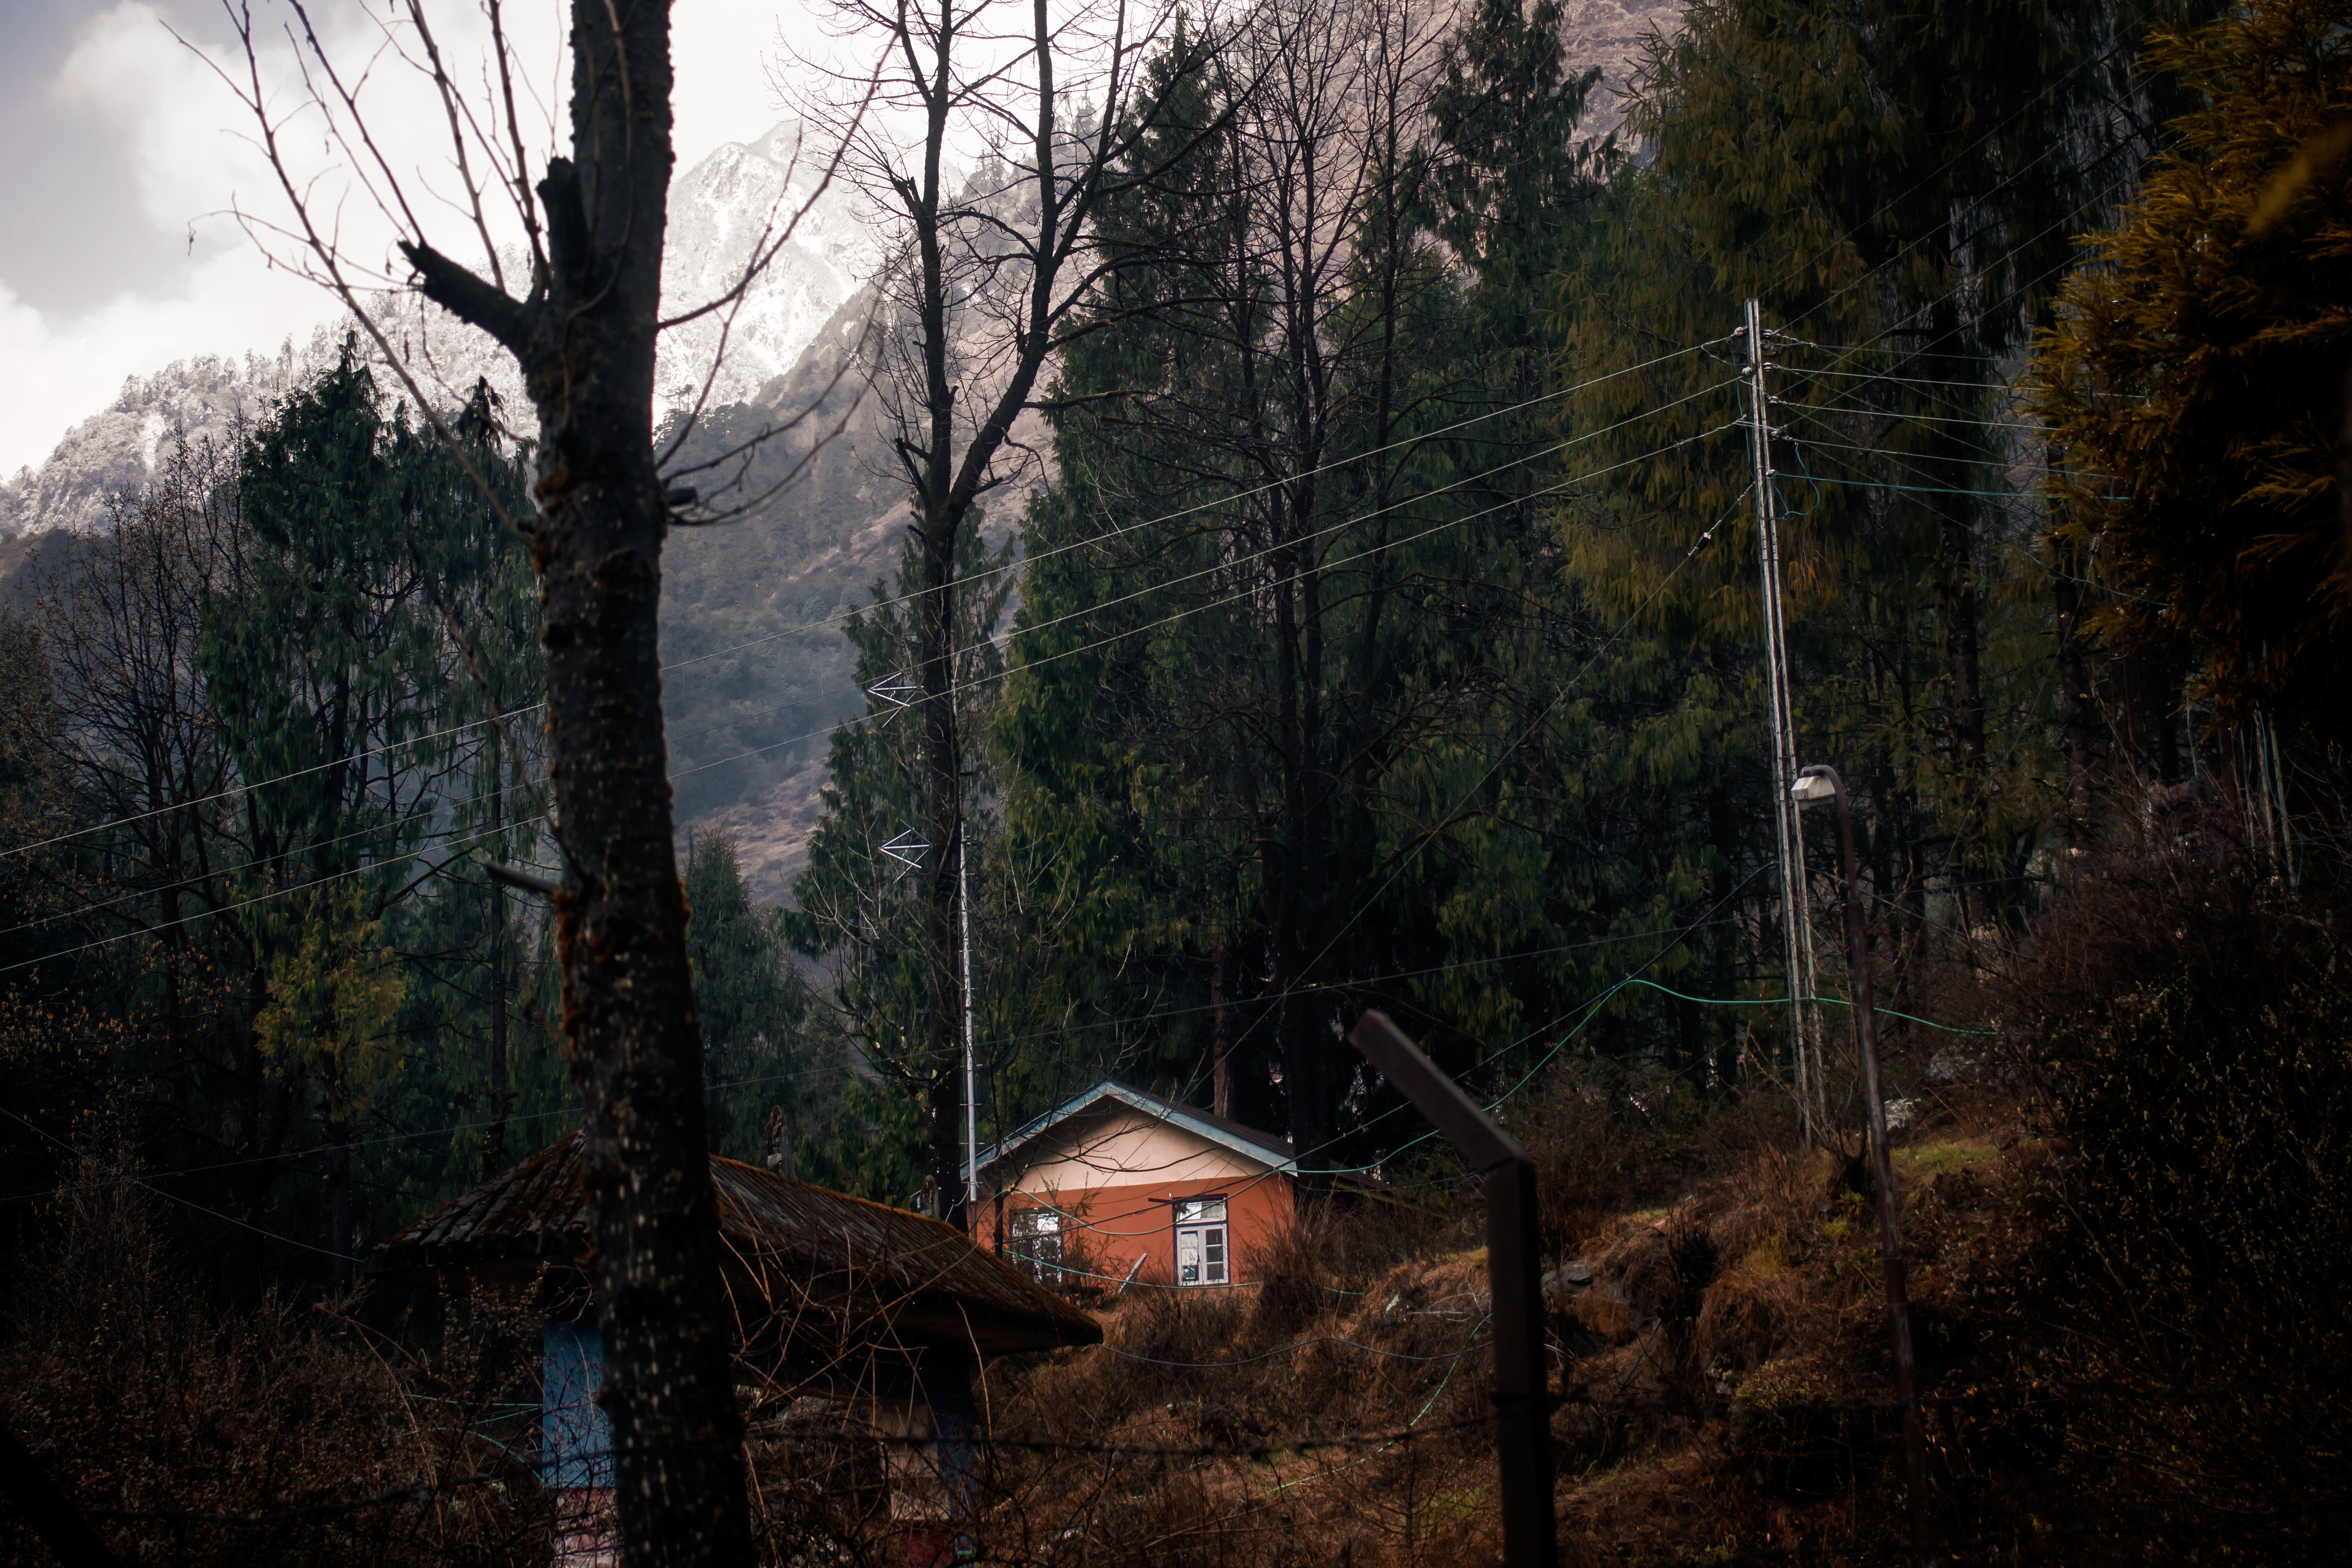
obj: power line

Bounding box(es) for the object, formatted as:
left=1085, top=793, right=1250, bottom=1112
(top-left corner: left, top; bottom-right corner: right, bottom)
left=1753, top=17, right=2153, bottom=319
left=671, top=414, right=1748, bottom=785
left=1763, top=164, right=2143, bottom=403
left=2, top=346, right=1714, bottom=866
left=0, top=813, right=526, bottom=978
left=0, top=1105, right=347, bottom=1261
left=661, top=384, right=1741, bottom=781
left=1773, top=40, right=2162, bottom=342
left=0, top=411, right=1740, bottom=978
left=2, top=919, right=1751, bottom=1212
left=1007, top=495, right=1769, bottom=1209
left=1209, top=484, right=1754, bottom=1080
left=0, top=786, right=519, bottom=942
left=968, top=917, right=1742, bottom=1055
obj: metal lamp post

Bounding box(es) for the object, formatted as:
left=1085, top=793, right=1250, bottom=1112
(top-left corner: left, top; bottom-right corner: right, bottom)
left=1791, top=764, right=1932, bottom=1564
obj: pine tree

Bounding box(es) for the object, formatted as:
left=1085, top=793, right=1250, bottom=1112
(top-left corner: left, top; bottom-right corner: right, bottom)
left=2034, top=0, right=2352, bottom=744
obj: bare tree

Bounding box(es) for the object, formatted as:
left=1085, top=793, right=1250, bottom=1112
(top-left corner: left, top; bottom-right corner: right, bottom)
left=812, top=0, right=1225, bottom=1221
left=1036, top=0, right=1452, bottom=1161
left=200, top=2, right=879, bottom=1559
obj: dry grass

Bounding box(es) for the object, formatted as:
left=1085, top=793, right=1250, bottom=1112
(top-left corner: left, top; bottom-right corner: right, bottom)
left=11, top=824, right=2346, bottom=1565
left=0, top=1134, right=549, bottom=1567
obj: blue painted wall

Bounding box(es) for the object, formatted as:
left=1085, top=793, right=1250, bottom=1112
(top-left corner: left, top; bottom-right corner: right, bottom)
left=542, top=1316, right=613, bottom=1489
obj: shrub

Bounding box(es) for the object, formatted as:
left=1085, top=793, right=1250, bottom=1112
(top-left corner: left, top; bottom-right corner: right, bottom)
left=2009, top=840, right=2352, bottom=1554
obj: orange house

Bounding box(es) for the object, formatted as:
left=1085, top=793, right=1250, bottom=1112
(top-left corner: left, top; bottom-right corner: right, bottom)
left=975, top=1082, right=1297, bottom=1291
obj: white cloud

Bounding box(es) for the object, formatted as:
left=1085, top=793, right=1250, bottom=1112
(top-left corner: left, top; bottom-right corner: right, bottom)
left=0, top=251, right=332, bottom=478
left=55, top=3, right=254, bottom=243
left=5, top=0, right=833, bottom=478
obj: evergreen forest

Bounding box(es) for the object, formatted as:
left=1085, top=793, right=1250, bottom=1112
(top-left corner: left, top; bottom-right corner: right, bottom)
left=2, top=0, right=2347, bottom=1559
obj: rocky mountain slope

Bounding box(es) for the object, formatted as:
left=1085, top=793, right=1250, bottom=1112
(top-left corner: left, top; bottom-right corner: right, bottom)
left=1564, top=0, right=1682, bottom=142
left=2, top=0, right=1682, bottom=898
left=0, top=120, right=881, bottom=540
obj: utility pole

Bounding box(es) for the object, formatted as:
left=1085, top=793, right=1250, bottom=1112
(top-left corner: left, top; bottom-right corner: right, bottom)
left=959, top=819, right=980, bottom=1225
left=1743, top=299, right=1826, bottom=1143
left=1794, top=765, right=1931, bottom=1564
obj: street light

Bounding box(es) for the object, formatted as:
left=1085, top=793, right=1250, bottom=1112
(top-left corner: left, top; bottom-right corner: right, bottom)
left=1793, top=763, right=1933, bottom=1564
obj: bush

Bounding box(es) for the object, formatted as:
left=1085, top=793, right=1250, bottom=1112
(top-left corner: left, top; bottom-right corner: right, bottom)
left=0, top=1134, right=547, bottom=1567
left=2009, top=838, right=2352, bottom=1554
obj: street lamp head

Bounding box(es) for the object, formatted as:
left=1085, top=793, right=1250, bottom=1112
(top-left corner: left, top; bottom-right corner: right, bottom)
left=1790, top=768, right=1837, bottom=805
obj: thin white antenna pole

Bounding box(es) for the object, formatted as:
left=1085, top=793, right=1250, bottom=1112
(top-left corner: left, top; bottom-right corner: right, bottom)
left=960, top=819, right=980, bottom=1218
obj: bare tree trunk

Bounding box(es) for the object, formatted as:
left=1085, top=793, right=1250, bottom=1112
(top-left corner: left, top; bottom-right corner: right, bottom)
left=398, top=3, right=751, bottom=1559
left=485, top=731, right=512, bottom=1180
left=2054, top=530, right=2094, bottom=842
left=326, top=1105, right=351, bottom=1299
left=1923, top=283, right=1988, bottom=926
left=840, top=0, right=1210, bottom=1220
left=1211, top=939, right=1234, bottom=1119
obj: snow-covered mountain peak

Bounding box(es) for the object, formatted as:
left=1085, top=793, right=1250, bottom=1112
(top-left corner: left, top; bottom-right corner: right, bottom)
left=3, top=122, right=886, bottom=538
left=658, top=121, right=888, bottom=415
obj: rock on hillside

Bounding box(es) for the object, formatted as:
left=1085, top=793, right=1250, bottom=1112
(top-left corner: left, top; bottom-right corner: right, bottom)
left=1, top=122, right=877, bottom=540
left=1563, top=0, right=1684, bottom=143
left=1, top=0, right=1685, bottom=876
left=656, top=284, right=1047, bottom=903
left=660, top=121, right=889, bottom=416
left=0, top=339, right=315, bottom=537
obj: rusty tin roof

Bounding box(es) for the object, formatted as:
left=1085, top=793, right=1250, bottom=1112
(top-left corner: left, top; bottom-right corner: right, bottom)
left=372, top=1134, right=1099, bottom=1356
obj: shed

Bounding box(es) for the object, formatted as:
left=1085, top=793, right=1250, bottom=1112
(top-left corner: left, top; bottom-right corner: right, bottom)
left=372, top=1133, right=1099, bottom=1563
left=973, top=1081, right=1298, bottom=1291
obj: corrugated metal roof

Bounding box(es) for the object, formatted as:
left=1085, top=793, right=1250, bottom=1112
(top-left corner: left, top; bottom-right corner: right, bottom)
left=974, top=1079, right=1298, bottom=1180
left=371, top=1134, right=1099, bottom=1355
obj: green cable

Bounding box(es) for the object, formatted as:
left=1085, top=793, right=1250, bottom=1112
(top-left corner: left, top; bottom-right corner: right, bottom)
left=1000, top=1247, right=1365, bottom=1296
left=1613, top=975, right=2000, bottom=1034
left=1298, top=975, right=1993, bottom=1176
left=1804, top=472, right=2130, bottom=503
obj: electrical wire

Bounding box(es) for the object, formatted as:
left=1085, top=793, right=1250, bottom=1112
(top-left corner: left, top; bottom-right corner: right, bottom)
left=665, top=390, right=1741, bottom=781
left=0, top=1105, right=347, bottom=1260
left=1751, top=16, right=2155, bottom=321
left=968, top=916, right=1742, bottom=1055
left=2, top=345, right=1717, bottom=866
left=0, top=411, right=1744, bottom=979
left=0, top=1057, right=843, bottom=1206
left=657, top=414, right=1748, bottom=786
left=1198, top=483, right=1754, bottom=1088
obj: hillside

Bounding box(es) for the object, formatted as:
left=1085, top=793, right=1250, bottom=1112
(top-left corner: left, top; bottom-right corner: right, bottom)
left=0, top=0, right=1679, bottom=893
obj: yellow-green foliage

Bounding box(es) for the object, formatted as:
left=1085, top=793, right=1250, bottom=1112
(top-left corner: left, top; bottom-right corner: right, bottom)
left=251, top=884, right=405, bottom=1113
left=2033, top=0, right=2352, bottom=731
left=1893, top=1139, right=1999, bottom=1176
left=1733, top=1358, right=1831, bottom=1411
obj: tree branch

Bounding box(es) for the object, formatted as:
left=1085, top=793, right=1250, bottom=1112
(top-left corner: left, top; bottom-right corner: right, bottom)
left=397, top=240, right=534, bottom=352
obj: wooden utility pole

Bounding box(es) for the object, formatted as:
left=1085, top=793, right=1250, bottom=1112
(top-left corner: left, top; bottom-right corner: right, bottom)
left=1743, top=299, right=1825, bottom=1141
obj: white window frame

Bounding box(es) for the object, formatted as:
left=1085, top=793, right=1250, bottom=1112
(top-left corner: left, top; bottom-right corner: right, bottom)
left=1009, top=1204, right=1067, bottom=1285
left=1172, top=1197, right=1229, bottom=1287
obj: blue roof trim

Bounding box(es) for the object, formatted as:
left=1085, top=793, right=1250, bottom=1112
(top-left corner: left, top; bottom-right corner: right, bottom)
left=975, top=1080, right=1298, bottom=1180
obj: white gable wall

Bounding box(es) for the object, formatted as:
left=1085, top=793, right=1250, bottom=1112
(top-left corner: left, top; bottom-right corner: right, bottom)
left=1006, top=1107, right=1271, bottom=1194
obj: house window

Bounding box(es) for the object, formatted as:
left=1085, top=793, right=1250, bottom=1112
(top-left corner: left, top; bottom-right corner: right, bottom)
left=1174, top=1198, right=1229, bottom=1286
left=1009, top=1206, right=1065, bottom=1285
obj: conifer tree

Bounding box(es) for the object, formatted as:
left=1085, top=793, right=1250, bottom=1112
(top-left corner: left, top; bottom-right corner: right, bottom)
left=2035, top=0, right=2352, bottom=745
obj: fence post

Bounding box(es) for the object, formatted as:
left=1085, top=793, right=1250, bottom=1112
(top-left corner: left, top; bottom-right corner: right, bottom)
left=1348, top=1011, right=1556, bottom=1568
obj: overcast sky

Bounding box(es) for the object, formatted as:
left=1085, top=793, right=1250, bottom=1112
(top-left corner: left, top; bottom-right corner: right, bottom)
left=0, top=0, right=833, bottom=477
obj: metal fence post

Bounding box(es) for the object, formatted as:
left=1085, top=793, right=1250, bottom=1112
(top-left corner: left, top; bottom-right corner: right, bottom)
left=1349, top=1011, right=1556, bottom=1568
